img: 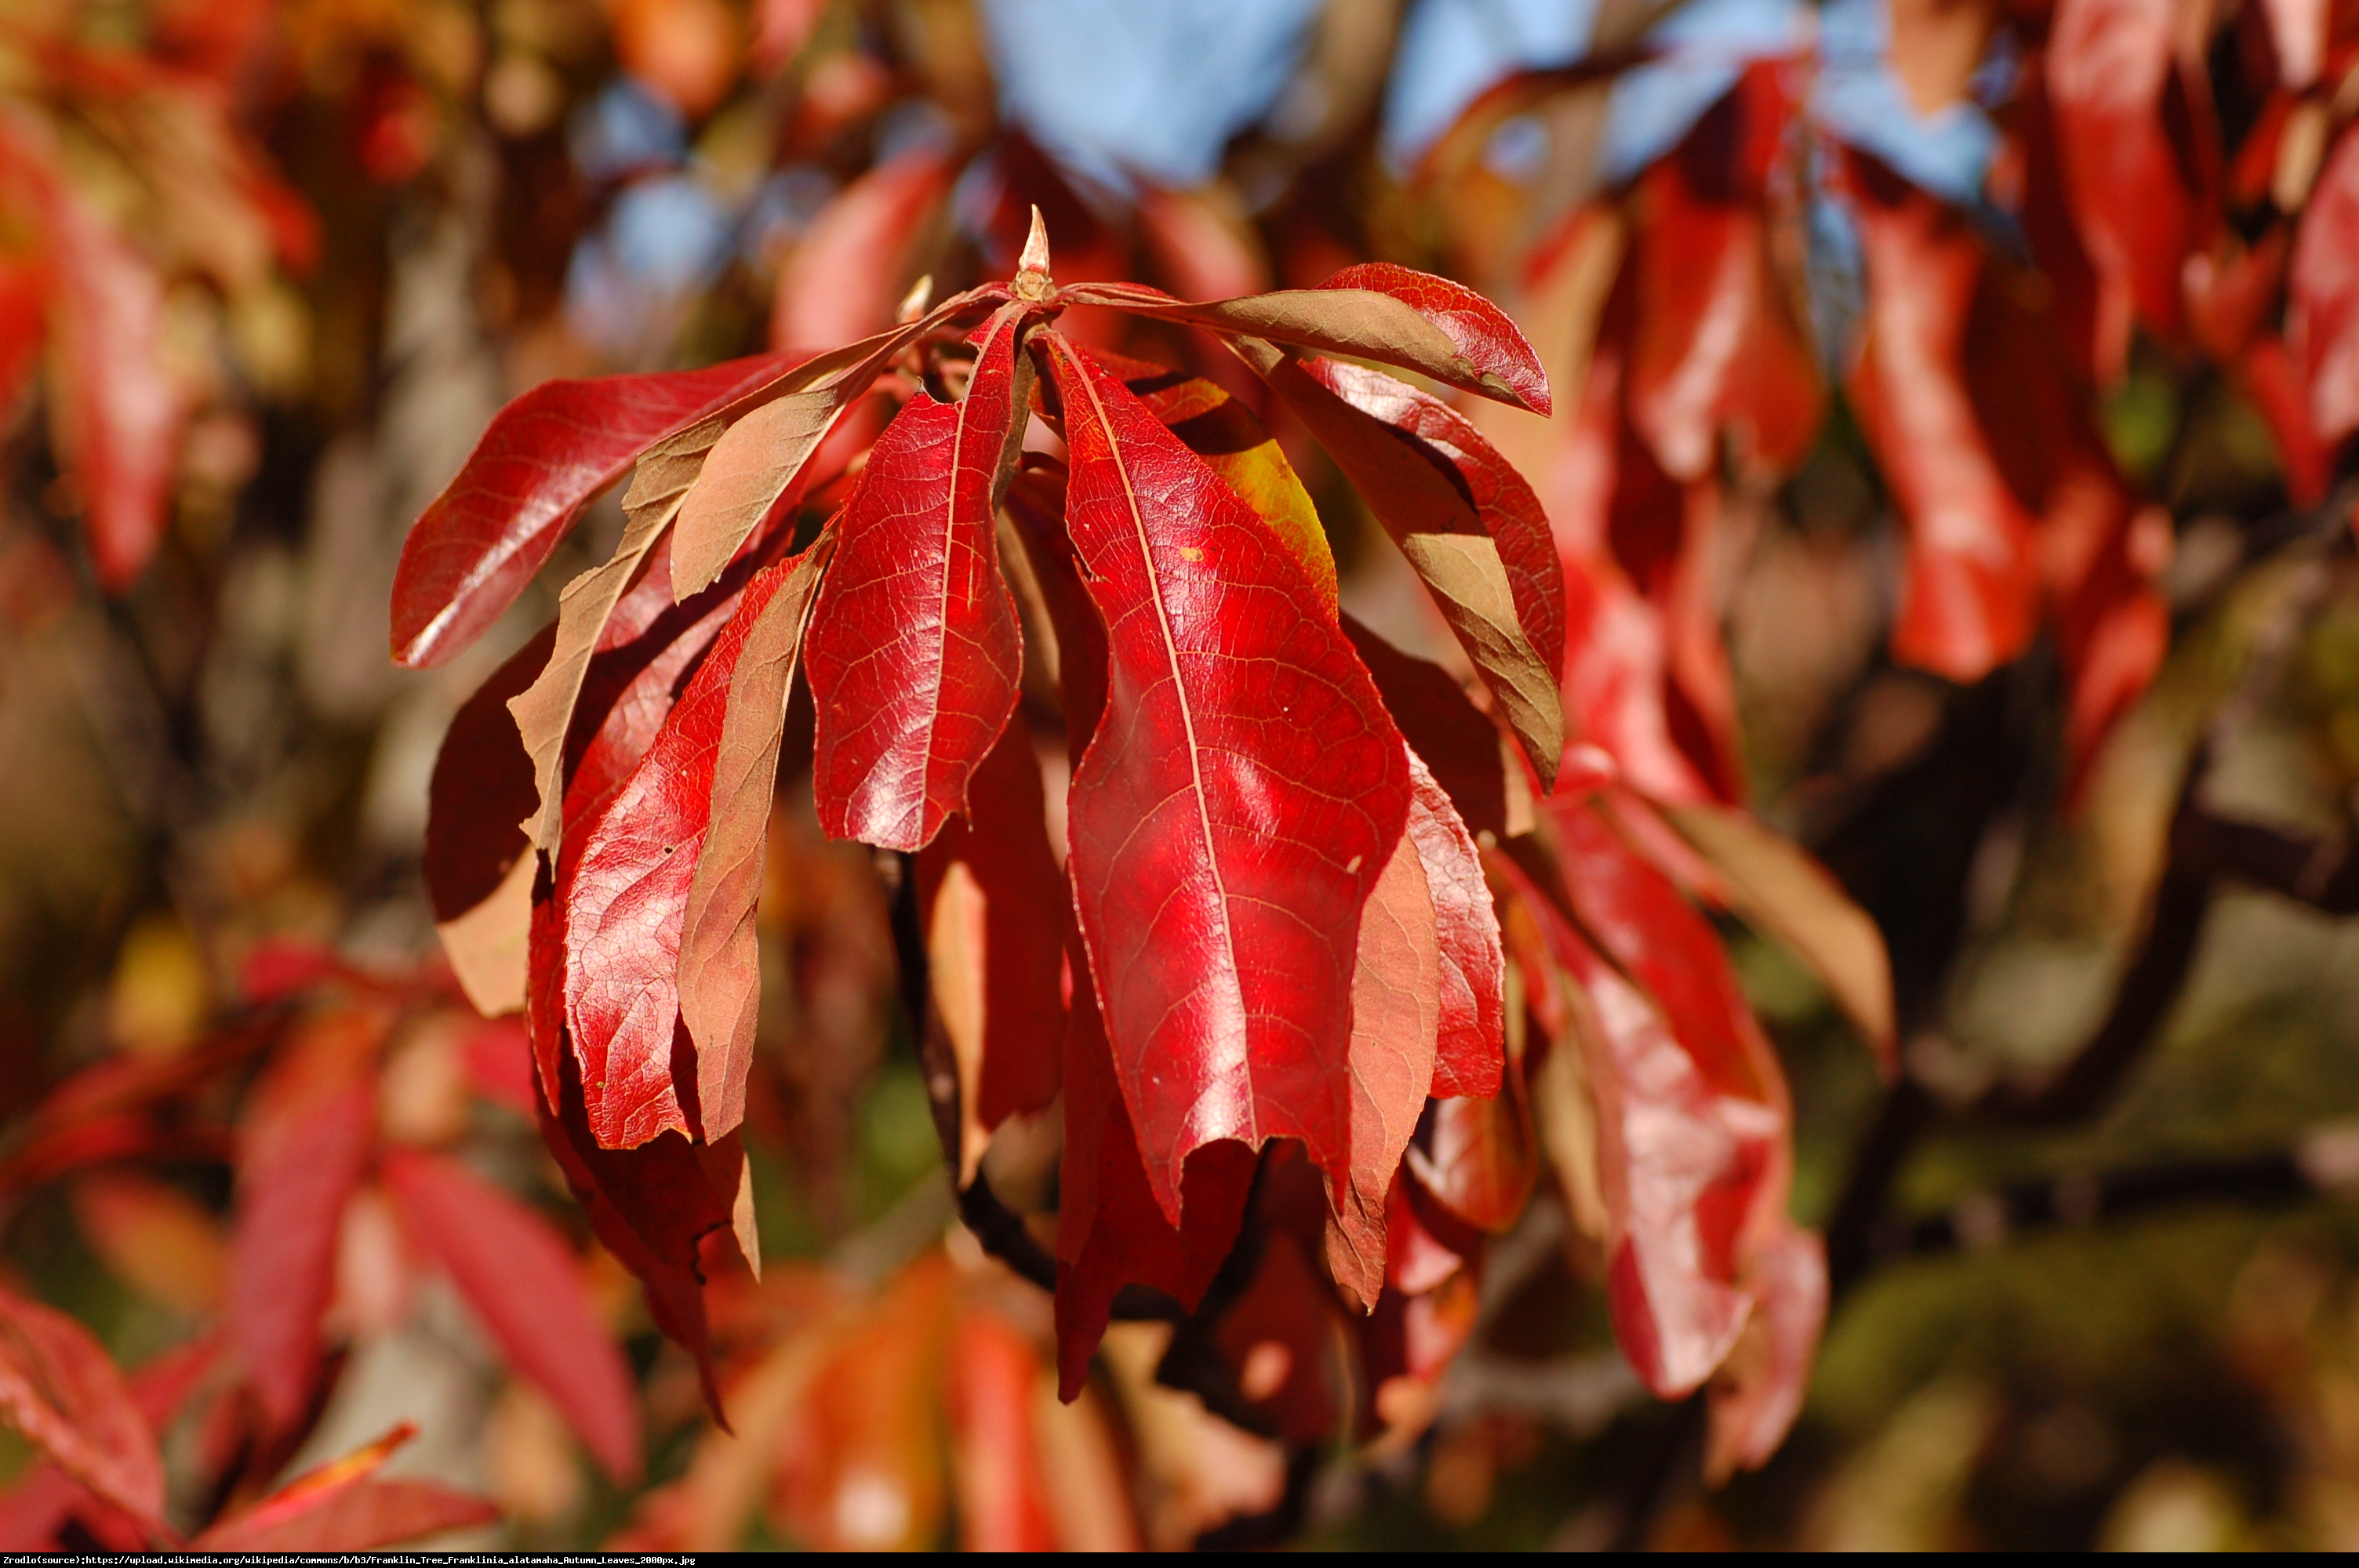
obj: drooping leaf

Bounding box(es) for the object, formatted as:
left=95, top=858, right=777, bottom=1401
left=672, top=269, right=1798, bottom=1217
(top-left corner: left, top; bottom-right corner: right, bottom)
left=1495, top=858, right=1760, bottom=1397
left=530, top=908, right=743, bottom=1415
left=1624, top=76, right=1822, bottom=481
left=1243, top=344, right=1565, bottom=786
left=1405, top=1069, right=1537, bottom=1234
left=564, top=539, right=832, bottom=1149
left=0, top=1286, right=163, bottom=1530
left=1325, top=823, right=1441, bottom=1309
left=1659, top=799, right=1896, bottom=1071
left=1001, top=455, right=1107, bottom=759
left=2047, top=0, right=2199, bottom=376
left=389, top=350, right=802, bottom=669
left=228, top=1011, right=383, bottom=1426
left=918, top=718, right=1067, bottom=1185
left=672, top=288, right=1002, bottom=597
left=191, top=1426, right=496, bottom=1552
left=805, top=303, right=1031, bottom=850
left=1404, top=755, right=1507, bottom=1101
left=2291, top=125, right=2359, bottom=443
left=675, top=541, right=840, bottom=1136
left=42, top=163, right=182, bottom=591
left=1062, top=260, right=1552, bottom=413
left=1846, top=155, right=2039, bottom=683
left=1038, top=331, right=1412, bottom=1220
left=1300, top=357, right=1568, bottom=691
left=772, top=147, right=958, bottom=354
left=1704, top=1218, right=1828, bottom=1483
left=381, top=1149, right=642, bottom=1483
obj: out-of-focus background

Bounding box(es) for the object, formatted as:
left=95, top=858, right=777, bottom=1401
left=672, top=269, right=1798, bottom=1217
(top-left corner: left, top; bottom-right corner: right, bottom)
left=9, top=0, right=2359, bottom=1549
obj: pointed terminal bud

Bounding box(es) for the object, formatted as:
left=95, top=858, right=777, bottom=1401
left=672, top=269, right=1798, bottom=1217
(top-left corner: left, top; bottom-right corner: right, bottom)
left=1013, top=205, right=1054, bottom=300
left=896, top=273, right=935, bottom=324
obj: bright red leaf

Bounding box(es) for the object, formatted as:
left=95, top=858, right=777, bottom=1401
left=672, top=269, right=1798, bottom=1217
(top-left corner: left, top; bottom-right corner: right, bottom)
left=1040, top=330, right=1411, bottom=1221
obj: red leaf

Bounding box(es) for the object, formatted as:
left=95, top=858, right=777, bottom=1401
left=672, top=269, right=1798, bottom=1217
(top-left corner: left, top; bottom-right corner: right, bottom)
left=1002, top=456, right=1107, bottom=760
left=1063, top=262, right=1551, bottom=414
left=390, top=350, right=803, bottom=668
left=1405, top=1076, right=1537, bottom=1234
left=1251, top=348, right=1564, bottom=782
left=381, top=1149, right=642, bottom=1483
left=1705, top=1218, right=1827, bottom=1482
left=529, top=895, right=740, bottom=1415
left=2048, top=0, right=2200, bottom=374
left=43, top=165, right=183, bottom=590
left=1625, top=79, right=1822, bottom=481
left=1039, top=331, right=1412, bottom=1221
left=1405, top=757, right=1507, bottom=1101
left=947, top=1308, right=1058, bottom=1552
left=1325, top=811, right=1442, bottom=1308
left=771, top=149, right=957, bottom=354
left=917, top=717, right=1067, bottom=1180
left=1210, top=1225, right=1347, bottom=1444
left=229, top=1011, right=383, bottom=1426
left=1847, top=158, right=2039, bottom=683
left=193, top=1426, right=496, bottom=1552
left=564, top=539, right=831, bottom=1149
left=0, top=1286, right=164, bottom=1529
left=2291, top=126, right=2359, bottom=443
left=1300, top=358, right=1568, bottom=690
left=459, top=1018, right=536, bottom=1116
left=1497, top=863, right=1753, bottom=1396
left=1552, top=303, right=1744, bottom=803
left=1053, top=966, right=1254, bottom=1399
left=806, top=304, right=1030, bottom=849
left=1316, top=262, right=1554, bottom=415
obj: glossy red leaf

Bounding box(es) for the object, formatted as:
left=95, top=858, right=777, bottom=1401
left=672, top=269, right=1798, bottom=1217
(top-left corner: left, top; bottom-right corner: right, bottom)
left=918, top=717, right=1067, bottom=1180
left=805, top=305, right=1030, bottom=850
left=1063, top=262, right=1551, bottom=414
left=391, top=350, right=802, bottom=668
left=1301, top=357, right=1568, bottom=691
left=1087, top=347, right=1336, bottom=611
left=1326, top=815, right=1442, bottom=1308
left=947, top=1308, right=1059, bottom=1552
left=1705, top=1218, right=1827, bottom=1483
left=1054, top=964, right=1255, bottom=1399
left=382, top=1149, right=642, bottom=1483
left=2048, top=0, right=2198, bottom=374
left=1039, top=331, right=1411, bottom=1221
left=193, top=1426, right=496, bottom=1552
left=771, top=147, right=957, bottom=354
left=2291, top=126, right=2359, bottom=443
left=229, top=1011, right=382, bottom=1426
left=0, top=1286, right=163, bottom=1530
left=1847, top=158, right=2040, bottom=683
left=44, top=165, right=182, bottom=591
left=564, top=539, right=831, bottom=1149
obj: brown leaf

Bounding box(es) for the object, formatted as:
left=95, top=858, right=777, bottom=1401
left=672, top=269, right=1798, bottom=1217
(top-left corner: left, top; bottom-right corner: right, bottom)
left=1658, top=800, right=1896, bottom=1072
